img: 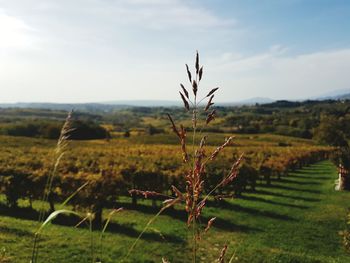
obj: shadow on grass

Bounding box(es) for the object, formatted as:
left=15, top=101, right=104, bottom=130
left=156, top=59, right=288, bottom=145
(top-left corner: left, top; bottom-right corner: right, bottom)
left=239, top=195, right=309, bottom=209
left=274, top=178, right=321, bottom=186
left=0, top=204, right=183, bottom=244
left=87, top=221, right=184, bottom=244
left=253, top=190, right=321, bottom=202
left=286, top=174, right=330, bottom=180
left=116, top=202, right=261, bottom=233
left=0, top=205, right=39, bottom=221
left=257, top=184, right=322, bottom=194
left=0, top=224, right=33, bottom=237
left=205, top=199, right=297, bottom=221
left=290, top=168, right=333, bottom=176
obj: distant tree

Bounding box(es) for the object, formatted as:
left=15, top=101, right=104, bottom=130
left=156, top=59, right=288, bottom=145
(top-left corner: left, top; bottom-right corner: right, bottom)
left=0, top=172, right=31, bottom=208
left=313, top=117, right=349, bottom=147
left=69, top=120, right=110, bottom=140
left=124, top=130, right=130, bottom=137
left=147, top=125, right=164, bottom=135
left=40, top=124, right=61, bottom=139
left=5, top=123, right=39, bottom=137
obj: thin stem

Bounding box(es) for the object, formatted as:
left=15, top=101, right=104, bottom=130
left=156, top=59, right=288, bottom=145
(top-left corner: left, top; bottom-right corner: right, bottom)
left=90, top=216, right=94, bottom=263
left=191, top=72, right=200, bottom=263
left=32, top=112, right=72, bottom=263
left=30, top=234, right=38, bottom=263
left=123, top=203, right=172, bottom=262
left=197, top=96, right=208, bottom=106
left=199, top=159, right=241, bottom=206
left=201, top=180, right=225, bottom=205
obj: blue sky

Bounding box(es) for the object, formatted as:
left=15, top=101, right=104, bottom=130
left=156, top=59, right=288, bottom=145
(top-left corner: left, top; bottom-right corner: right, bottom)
left=0, top=0, right=349, bottom=103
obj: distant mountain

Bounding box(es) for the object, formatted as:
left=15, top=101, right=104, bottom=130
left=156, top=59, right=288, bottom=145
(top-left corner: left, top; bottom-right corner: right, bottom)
left=103, top=100, right=181, bottom=107
left=236, top=97, right=275, bottom=105
left=0, top=102, right=125, bottom=112
left=105, top=97, right=275, bottom=107
left=0, top=101, right=180, bottom=112
left=3, top=89, right=350, bottom=111
left=0, top=97, right=276, bottom=111
left=336, top=93, right=350, bottom=100
left=217, top=97, right=275, bottom=106
left=312, top=89, right=350, bottom=100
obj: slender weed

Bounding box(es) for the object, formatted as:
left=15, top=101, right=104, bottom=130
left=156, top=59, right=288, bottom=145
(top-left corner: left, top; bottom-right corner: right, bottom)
left=31, top=111, right=74, bottom=263
left=126, top=51, right=243, bottom=262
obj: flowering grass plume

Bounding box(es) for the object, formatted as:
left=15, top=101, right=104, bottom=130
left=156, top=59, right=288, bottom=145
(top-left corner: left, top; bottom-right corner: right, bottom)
left=127, top=51, right=243, bottom=262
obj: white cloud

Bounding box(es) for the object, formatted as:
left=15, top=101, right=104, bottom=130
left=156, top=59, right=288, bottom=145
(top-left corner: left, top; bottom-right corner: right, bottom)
left=207, top=48, right=350, bottom=101
left=0, top=0, right=237, bottom=59
left=0, top=10, right=38, bottom=50
left=1, top=0, right=234, bottom=32
left=208, top=47, right=283, bottom=73
left=0, top=1, right=349, bottom=103
left=86, top=0, right=235, bottom=30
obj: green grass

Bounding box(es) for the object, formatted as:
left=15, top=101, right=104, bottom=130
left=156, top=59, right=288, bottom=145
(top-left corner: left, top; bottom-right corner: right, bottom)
left=1, top=160, right=349, bottom=262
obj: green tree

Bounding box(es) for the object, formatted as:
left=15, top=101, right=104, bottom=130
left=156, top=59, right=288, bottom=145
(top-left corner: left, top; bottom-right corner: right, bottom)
left=313, top=117, right=348, bottom=147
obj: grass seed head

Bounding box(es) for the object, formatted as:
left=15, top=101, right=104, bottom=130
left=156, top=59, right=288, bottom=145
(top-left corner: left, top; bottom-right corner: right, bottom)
left=199, top=66, right=203, bottom=81
left=205, top=95, right=215, bottom=111
left=210, top=136, right=234, bottom=160
left=180, top=83, right=189, bottom=99
left=205, top=217, right=216, bottom=233
left=195, top=51, right=200, bottom=74
left=192, top=80, right=198, bottom=96
left=179, top=91, right=190, bottom=111
left=218, top=244, right=228, bottom=263
left=206, top=109, right=216, bottom=125
left=206, top=87, right=219, bottom=97
left=186, top=64, right=192, bottom=83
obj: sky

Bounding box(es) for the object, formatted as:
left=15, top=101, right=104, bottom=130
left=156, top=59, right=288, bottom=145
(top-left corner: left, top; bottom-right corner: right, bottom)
left=0, top=0, right=350, bottom=103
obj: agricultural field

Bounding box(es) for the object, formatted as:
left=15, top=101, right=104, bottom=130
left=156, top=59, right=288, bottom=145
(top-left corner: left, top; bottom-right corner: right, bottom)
left=1, top=130, right=349, bottom=262
left=1, top=160, right=349, bottom=262
left=0, top=99, right=350, bottom=263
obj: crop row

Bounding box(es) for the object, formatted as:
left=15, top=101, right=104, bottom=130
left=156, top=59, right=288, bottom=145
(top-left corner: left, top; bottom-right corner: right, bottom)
left=0, top=136, right=331, bottom=224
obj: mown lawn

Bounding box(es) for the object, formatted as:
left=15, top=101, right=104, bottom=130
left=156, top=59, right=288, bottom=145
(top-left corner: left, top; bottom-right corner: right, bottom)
left=0, top=160, right=349, bottom=262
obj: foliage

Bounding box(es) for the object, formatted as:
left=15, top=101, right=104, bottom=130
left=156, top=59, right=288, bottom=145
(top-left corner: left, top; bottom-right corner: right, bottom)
left=0, top=119, right=109, bottom=140
left=1, top=161, right=349, bottom=262
left=0, top=133, right=331, bottom=218
left=313, top=116, right=349, bottom=147
left=69, top=120, right=109, bottom=140
left=3, top=98, right=350, bottom=141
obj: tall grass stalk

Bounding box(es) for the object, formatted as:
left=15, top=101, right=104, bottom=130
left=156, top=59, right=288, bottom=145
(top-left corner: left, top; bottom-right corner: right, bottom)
left=31, top=173, right=89, bottom=262
left=99, top=208, right=123, bottom=262
left=89, top=213, right=94, bottom=263
left=30, top=110, right=124, bottom=263
left=38, top=111, right=73, bottom=221
left=122, top=199, right=179, bottom=262
left=126, top=52, right=242, bottom=262
left=58, top=181, right=89, bottom=209
left=30, top=209, right=81, bottom=263
left=171, top=51, right=242, bottom=262
left=31, top=111, right=74, bottom=263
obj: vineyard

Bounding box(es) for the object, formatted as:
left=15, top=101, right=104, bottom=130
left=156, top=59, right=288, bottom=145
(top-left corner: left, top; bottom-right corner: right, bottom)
left=0, top=133, right=331, bottom=220
left=0, top=131, right=344, bottom=262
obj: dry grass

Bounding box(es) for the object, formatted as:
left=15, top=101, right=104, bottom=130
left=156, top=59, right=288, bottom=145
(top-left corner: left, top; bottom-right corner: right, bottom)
left=31, top=111, right=75, bottom=263
left=127, top=51, right=243, bottom=263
